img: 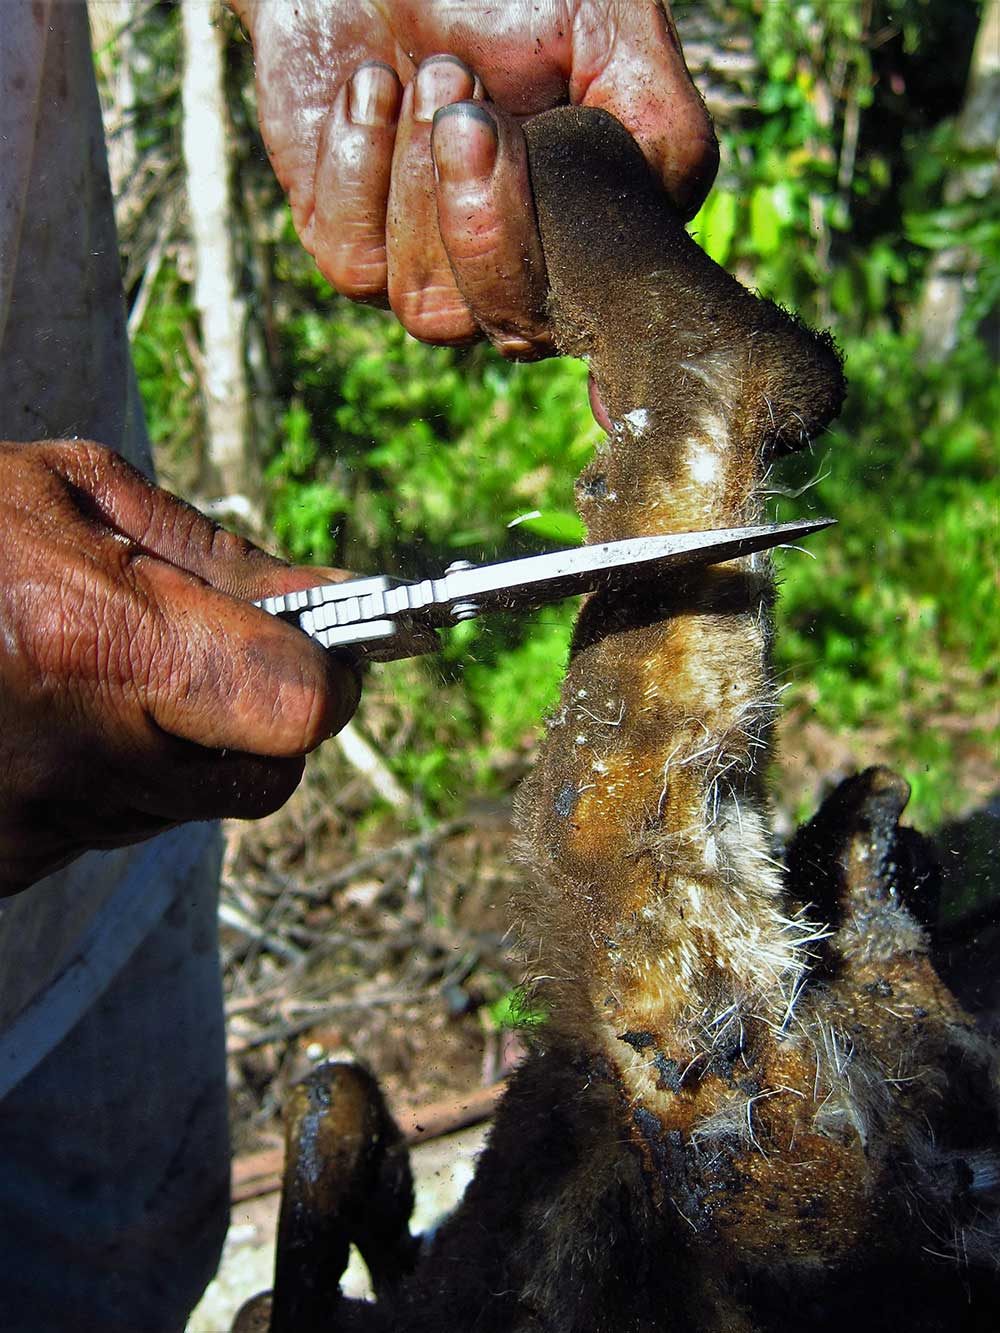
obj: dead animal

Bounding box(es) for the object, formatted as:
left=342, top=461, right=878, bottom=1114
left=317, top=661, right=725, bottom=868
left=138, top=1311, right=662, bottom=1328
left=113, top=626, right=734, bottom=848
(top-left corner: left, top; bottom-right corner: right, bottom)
left=232, top=107, right=1000, bottom=1333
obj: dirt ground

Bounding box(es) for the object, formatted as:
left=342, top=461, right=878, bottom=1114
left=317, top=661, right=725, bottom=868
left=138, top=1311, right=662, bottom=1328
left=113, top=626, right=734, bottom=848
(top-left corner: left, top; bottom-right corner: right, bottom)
left=222, top=748, right=526, bottom=1159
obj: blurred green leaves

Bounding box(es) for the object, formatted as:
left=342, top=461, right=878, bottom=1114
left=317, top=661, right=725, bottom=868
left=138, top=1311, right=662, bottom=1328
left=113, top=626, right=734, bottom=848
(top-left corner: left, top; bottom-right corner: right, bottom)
left=691, top=190, right=738, bottom=266
left=773, top=331, right=998, bottom=825
left=132, top=0, right=996, bottom=829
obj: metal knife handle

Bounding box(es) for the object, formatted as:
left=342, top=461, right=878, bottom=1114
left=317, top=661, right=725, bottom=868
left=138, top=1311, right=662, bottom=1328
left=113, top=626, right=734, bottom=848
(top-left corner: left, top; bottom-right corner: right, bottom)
left=256, top=576, right=440, bottom=661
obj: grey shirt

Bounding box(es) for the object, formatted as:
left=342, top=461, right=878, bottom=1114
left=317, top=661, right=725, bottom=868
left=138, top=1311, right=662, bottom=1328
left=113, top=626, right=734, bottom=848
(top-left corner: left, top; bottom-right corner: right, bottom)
left=0, top=0, right=213, bottom=1082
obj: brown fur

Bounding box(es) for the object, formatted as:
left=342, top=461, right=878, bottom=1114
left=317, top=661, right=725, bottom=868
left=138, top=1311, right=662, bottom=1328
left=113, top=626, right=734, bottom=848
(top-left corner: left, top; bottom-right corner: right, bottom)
left=232, top=109, right=999, bottom=1332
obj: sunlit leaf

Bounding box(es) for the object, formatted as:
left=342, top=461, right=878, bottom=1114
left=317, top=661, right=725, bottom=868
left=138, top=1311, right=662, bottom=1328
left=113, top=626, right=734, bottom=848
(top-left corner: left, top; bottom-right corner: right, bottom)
left=690, top=190, right=738, bottom=265
left=512, top=511, right=587, bottom=544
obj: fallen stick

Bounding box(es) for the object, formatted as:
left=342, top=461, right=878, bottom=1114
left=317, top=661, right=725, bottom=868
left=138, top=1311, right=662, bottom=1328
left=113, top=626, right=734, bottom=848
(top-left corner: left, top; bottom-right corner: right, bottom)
left=300, top=816, right=481, bottom=898
left=398, top=1080, right=504, bottom=1145
left=333, top=720, right=411, bottom=810
left=218, top=900, right=304, bottom=965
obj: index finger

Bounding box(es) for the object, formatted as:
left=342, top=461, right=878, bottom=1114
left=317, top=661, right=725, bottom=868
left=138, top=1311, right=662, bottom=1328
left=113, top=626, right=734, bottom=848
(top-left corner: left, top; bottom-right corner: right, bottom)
left=43, top=440, right=317, bottom=602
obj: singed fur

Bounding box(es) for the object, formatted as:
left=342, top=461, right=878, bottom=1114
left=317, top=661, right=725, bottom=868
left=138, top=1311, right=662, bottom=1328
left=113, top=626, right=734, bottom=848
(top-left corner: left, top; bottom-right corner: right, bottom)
left=233, top=109, right=999, bottom=1333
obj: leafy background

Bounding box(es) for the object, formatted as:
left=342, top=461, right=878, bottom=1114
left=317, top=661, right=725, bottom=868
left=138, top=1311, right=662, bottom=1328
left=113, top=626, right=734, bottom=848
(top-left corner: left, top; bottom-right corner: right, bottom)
left=90, top=0, right=999, bottom=1189
left=117, top=0, right=998, bottom=831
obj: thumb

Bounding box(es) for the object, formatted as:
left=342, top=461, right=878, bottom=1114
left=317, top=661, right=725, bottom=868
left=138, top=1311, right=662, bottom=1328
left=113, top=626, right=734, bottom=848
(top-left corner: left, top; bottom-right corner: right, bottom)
left=135, top=557, right=362, bottom=756
left=571, top=0, right=718, bottom=217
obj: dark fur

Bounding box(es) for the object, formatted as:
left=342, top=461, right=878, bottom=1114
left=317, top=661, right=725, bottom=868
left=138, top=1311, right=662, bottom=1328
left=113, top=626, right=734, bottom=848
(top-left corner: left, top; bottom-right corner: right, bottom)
left=233, top=110, right=998, bottom=1333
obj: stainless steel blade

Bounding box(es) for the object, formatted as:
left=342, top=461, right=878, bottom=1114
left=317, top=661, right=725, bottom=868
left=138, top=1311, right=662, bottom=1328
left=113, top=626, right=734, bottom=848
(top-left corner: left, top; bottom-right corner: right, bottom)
left=256, top=517, right=834, bottom=659
left=419, top=517, right=835, bottom=624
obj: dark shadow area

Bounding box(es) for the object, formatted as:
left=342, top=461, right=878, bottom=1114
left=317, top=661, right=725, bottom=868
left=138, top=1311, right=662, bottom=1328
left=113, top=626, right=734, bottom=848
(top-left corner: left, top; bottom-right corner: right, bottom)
left=932, top=793, right=1000, bottom=1032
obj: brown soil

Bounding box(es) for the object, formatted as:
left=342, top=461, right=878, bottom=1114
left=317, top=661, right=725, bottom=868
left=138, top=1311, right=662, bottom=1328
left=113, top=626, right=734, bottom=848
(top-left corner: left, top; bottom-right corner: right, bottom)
left=222, top=744, right=527, bottom=1157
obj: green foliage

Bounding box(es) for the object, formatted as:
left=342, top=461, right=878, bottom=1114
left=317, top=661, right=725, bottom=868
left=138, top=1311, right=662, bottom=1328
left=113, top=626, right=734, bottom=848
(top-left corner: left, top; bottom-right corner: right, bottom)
left=257, top=249, right=608, bottom=797
left=773, top=331, right=998, bottom=825
left=684, top=0, right=997, bottom=829
left=130, top=268, right=202, bottom=488
left=264, top=294, right=596, bottom=797
left=264, top=401, right=349, bottom=564
left=489, top=986, right=548, bottom=1031
left=268, top=288, right=600, bottom=569
left=130, top=0, right=995, bottom=831
left=689, top=0, right=994, bottom=339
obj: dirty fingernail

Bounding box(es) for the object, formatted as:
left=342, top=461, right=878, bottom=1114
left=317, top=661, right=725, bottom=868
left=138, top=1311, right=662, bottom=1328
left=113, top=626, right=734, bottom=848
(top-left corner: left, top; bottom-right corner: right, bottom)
left=414, top=54, right=477, bottom=123
left=494, top=334, right=552, bottom=362
left=432, top=103, right=498, bottom=184
left=349, top=61, right=401, bottom=127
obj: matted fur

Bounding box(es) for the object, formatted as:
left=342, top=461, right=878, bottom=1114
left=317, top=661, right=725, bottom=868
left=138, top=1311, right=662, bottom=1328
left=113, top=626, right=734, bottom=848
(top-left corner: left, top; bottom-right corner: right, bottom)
left=234, top=109, right=999, bottom=1333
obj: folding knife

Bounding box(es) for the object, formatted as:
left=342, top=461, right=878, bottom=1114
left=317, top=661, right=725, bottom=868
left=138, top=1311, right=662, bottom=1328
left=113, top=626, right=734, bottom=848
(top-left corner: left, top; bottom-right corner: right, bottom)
left=256, top=518, right=833, bottom=662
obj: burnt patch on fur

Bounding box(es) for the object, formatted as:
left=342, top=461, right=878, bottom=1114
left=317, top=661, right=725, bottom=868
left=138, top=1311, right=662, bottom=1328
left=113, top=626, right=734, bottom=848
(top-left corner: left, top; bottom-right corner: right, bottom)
left=231, top=108, right=999, bottom=1333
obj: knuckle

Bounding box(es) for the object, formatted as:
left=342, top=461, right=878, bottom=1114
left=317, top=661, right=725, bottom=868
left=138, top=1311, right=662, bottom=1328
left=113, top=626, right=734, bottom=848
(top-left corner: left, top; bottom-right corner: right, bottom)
left=4, top=562, right=142, bottom=745
left=322, top=246, right=389, bottom=304
left=391, top=282, right=478, bottom=345
left=41, top=438, right=108, bottom=470
left=138, top=614, right=191, bottom=706
left=33, top=570, right=107, bottom=681
left=442, top=205, right=506, bottom=264
left=151, top=494, right=209, bottom=560
left=292, top=677, right=331, bottom=752
left=204, top=514, right=258, bottom=568
left=276, top=649, right=359, bottom=753
left=279, top=656, right=336, bottom=753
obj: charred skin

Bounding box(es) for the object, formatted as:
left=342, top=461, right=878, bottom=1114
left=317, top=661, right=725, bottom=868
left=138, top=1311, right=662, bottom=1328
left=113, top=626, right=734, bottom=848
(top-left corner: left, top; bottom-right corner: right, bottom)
left=230, top=1062, right=416, bottom=1333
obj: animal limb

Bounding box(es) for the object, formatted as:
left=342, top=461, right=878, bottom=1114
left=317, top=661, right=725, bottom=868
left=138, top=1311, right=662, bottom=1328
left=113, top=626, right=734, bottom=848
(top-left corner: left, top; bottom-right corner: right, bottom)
left=230, top=107, right=998, bottom=1332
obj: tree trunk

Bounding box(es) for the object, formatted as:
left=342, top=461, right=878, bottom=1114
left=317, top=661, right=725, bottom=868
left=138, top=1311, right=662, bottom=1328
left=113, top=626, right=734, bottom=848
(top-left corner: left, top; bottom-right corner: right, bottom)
left=88, top=0, right=138, bottom=212
left=179, top=0, right=253, bottom=499
left=914, top=0, right=1000, bottom=362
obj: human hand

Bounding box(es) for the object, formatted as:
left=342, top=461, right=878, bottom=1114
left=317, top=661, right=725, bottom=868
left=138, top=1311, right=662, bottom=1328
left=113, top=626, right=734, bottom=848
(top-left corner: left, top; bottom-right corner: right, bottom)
left=0, top=440, right=360, bottom=895
left=232, top=0, right=716, bottom=358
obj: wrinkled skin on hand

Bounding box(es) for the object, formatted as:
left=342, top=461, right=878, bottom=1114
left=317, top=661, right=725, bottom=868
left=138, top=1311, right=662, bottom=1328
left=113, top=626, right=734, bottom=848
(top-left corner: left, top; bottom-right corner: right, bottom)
left=0, top=440, right=360, bottom=895
left=231, top=0, right=717, bottom=357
